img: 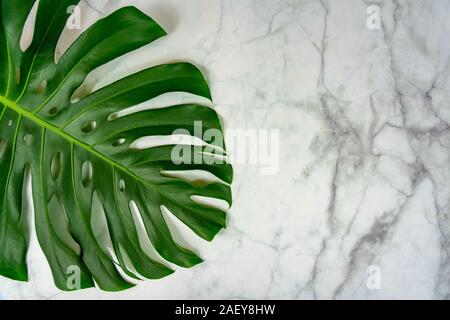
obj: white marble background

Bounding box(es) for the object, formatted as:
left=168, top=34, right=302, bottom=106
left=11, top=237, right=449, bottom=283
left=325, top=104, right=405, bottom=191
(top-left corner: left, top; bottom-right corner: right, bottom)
left=1, top=0, right=450, bottom=300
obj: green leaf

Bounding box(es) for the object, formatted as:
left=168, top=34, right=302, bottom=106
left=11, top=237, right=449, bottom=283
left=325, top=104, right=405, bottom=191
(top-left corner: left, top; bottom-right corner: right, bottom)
left=0, top=1, right=232, bottom=291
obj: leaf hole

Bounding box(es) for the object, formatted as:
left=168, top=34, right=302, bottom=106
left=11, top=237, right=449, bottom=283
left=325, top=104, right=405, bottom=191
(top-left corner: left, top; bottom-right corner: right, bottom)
left=117, top=244, right=146, bottom=282
left=8, top=120, right=13, bottom=127
left=109, top=92, right=213, bottom=120
left=113, top=138, right=126, bottom=147
left=107, top=112, right=119, bottom=121
left=81, top=160, right=93, bottom=187
left=54, top=4, right=84, bottom=63
left=191, top=195, right=230, bottom=211
left=81, top=120, right=97, bottom=133
left=129, top=201, right=169, bottom=265
left=108, top=247, right=141, bottom=285
left=19, top=0, right=39, bottom=52
left=118, top=179, right=125, bottom=192
left=160, top=205, right=202, bottom=251
left=161, top=170, right=226, bottom=187
left=47, top=193, right=81, bottom=255
left=48, top=107, right=58, bottom=116
left=50, top=152, right=63, bottom=180
left=23, top=134, right=33, bottom=146
left=90, top=190, right=140, bottom=284
left=129, top=134, right=207, bottom=151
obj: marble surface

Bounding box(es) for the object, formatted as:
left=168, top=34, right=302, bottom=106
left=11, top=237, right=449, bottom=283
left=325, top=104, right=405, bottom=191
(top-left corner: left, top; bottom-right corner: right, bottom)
left=1, top=0, right=450, bottom=300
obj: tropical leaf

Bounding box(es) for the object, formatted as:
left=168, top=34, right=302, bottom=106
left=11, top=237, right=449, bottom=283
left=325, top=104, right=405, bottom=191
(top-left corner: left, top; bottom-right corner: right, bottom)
left=0, top=0, right=232, bottom=291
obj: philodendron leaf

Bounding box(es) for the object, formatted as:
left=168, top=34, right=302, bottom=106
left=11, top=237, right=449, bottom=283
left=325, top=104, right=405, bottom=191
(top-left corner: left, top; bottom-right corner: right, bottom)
left=0, top=1, right=232, bottom=291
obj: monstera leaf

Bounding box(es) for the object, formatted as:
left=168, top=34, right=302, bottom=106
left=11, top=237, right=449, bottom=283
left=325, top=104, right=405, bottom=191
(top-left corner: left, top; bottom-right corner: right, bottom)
left=0, top=0, right=232, bottom=291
